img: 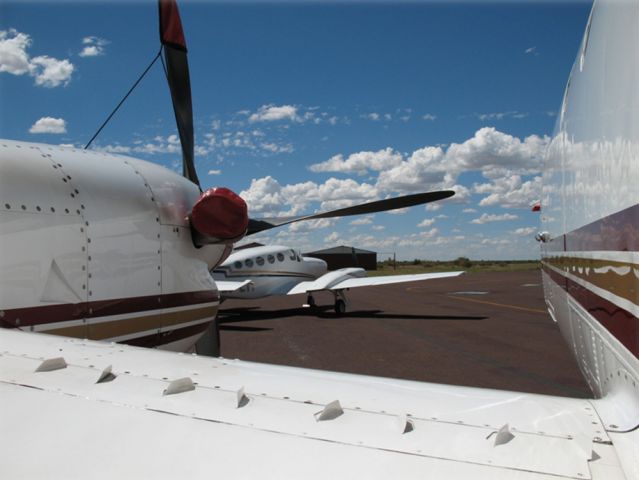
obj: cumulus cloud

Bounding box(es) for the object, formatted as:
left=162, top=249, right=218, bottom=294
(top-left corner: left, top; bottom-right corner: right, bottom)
left=29, top=117, right=66, bottom=134
left=475, top=175, right=542, bottom=208
left=208, top=169, right=222, bottom=175
left=480, top=238, right=512, bottom=246
left=372, top=128, right=546, bottom=197
left=249, top=104, right=299, bottom=123
left=387, top=207, right=409, bottom=215
left=422, top=113, right=437, bottom=121
left=470, top=213, right=519, bottom=224
left=350, top=216, right=373, bottom=226
left=289, top=218, right=336, bottom=233
left=360, top=112, right=395, bottom=122
left=203, top=127, right=294, bottom=156
left=512, top=227, right=536, bottom=236
left=241, top=127, right=546, bottom=240
left=309, top=147, right=404, bottom=176
left=95, top=143, right=131, bottom=154
left=79, top=36, right=108, bottom=57
left=133, top=134, right=182, bottom=155
left=445, top=127, right=545, bottom=174
left=324, top=231, right=341, bottom=244
left=260, top=142, right=294, bottom=154
left=375, top=146, right=448, bottom=192
left=239, top=175, right=380, bottom=217
left=0, top=29, right=74, bottom=87
left=317, top=178, right=378, bottom=211
left=0, top=29, right=30, bottom=75
left=417, top=218, right=436, bottom=228
left=29, top=56, right=75, bottom=87
left=240, top=176, right=294, bottom=216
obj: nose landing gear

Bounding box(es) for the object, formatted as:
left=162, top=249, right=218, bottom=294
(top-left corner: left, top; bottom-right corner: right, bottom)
left=304, top=294, right=316, bottom=309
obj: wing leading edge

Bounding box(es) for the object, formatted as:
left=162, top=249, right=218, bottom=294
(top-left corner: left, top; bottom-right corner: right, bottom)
left=215, top=279, right=252, bottom=293
left=287, top=269, right=465, bottom=295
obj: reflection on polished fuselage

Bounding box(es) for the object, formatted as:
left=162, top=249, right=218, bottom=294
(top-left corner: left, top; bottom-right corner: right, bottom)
left=540, top=0, right=639, bottom=428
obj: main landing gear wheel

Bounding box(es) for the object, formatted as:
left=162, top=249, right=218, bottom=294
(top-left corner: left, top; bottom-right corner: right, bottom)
left=334, top=298, right=346, bottom=315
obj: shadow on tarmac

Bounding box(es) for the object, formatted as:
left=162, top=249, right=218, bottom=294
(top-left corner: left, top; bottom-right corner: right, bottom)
left=219, top=306, right=487, bottom=325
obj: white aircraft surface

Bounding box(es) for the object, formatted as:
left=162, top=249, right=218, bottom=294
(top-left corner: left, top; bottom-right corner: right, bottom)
left=1, top=0, right=639, bottom=479
left=212, top=245, right=464, bottom=313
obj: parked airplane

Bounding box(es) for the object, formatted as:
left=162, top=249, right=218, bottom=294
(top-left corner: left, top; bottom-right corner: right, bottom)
left=212, top=244, right=464, bottom=313
left=1, top=0, right=638, bottom=478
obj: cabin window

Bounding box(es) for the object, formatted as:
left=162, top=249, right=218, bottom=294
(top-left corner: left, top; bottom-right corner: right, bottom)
left=256, top=256, right=265, bottom=266
left=267, top=254, right=275, bottom=264
left=276, top=253, right=285, bottom=262
left=245, top=259, right=253, bottom=268
left=234, top=261, right=242, bottom=269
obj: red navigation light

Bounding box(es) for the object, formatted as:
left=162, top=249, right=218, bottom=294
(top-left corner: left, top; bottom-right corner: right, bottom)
left=190, top=187, right=248, bottom=241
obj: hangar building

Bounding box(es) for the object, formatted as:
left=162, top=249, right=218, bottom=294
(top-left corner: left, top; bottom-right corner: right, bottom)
left=304, top=246, right=377, bottom=271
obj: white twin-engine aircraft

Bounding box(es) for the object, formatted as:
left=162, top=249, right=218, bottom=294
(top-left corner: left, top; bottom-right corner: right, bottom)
left=1, top=0, right=638, bottom=478
left=213, top=245, right=463, bottom=313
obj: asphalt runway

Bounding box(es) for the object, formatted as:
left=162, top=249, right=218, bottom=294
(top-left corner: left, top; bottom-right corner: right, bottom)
left=218, top=270, right=592, bottom=398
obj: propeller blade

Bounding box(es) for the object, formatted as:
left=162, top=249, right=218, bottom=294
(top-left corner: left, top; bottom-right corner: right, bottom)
left=159, top=0, right=200, bottom=188
left=246, top=190, right=455, bottom=236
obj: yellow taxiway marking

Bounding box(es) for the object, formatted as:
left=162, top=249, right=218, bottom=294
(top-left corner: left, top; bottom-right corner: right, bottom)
left=446, top=295, right=547, bottom=314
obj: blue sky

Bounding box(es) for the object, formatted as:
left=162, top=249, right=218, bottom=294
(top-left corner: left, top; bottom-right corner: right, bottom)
left=0, top=1, right=592, bottom=260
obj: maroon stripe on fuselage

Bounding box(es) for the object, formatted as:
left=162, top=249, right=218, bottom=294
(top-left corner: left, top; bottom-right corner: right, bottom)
left=542, top=264, right=639, bottom=357
left=541, top=202, right=638, bottom=358
left=543, top=203, right=639, bottom=254
left=0, top=290, right=219, bottom=328
left=122, top=321, right=210, bottom=348
left=566, top=277, right=638, bottom=356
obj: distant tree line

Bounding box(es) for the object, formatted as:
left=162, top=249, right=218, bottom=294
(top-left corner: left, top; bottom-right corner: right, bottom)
left=377, top=257, right=540, bottom=271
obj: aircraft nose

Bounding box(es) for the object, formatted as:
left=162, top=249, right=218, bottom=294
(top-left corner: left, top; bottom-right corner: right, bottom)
left=190, top=187, right=249, bottom=241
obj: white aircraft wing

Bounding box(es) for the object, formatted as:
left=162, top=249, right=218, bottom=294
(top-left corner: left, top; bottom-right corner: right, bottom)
left=216, top=279, right=252, bottom=292
left=0, top=328, right=632, bottom=479
left=287, top=270, right=464, bottom=295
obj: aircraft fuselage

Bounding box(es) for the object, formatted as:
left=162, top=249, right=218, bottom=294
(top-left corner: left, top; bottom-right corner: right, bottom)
left=0, top=140, right=230, bottom=351
left=212, top=245, right=327, bottom=299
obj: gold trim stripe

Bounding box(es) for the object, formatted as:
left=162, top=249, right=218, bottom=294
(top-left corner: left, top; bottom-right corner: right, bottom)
left=45, top=305, right=217, bottom=340
left=542, top=257, right=639, bottom=306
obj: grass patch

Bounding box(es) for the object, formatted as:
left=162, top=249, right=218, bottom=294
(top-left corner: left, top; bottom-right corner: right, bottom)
left=367, top=258, right=540, bottom=276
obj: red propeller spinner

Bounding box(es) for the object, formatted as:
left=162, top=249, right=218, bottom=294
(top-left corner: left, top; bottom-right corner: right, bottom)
left=190, top=187, right=249, bottom=244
